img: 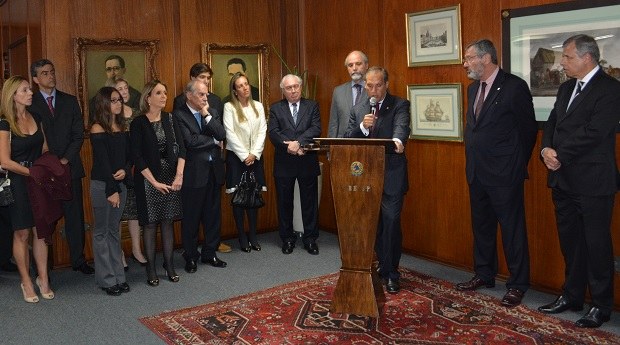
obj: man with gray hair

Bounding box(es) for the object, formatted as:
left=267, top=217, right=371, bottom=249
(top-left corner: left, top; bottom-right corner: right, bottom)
left=455, top=39, right=537, bottom=308
left=268, top=74, right=321, bottom=255
left=174, top=80, right=227, bottom=273
left=328, top=50, right=369, bottom=137
left=539, top=34, right=620, bottom=328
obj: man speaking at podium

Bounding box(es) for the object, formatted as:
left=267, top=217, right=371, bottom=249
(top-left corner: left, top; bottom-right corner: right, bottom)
left=344, top=66, right=411, bottom=293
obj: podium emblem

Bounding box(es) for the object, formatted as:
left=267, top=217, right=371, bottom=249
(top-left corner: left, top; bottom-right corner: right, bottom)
left=350, top=161, right=364, bottom=176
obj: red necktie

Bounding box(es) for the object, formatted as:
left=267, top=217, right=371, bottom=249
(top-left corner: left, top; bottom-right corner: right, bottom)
left=46, top=96, right=55, bottom=116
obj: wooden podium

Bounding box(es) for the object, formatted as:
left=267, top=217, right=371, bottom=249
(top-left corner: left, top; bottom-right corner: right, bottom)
left=313, top=138, right=394, bottom=317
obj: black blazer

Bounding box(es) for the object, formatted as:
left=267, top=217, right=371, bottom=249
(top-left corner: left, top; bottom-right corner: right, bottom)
left=464, top=68, right=538, bottom=187
left=28, top=89, right=85, bottom=179
left=542, top=68, right=620, bottom=196
left=344, top=92, right=411, bottom=196
left=268, top=98, right=321, bottom=178
left=174, top=103, right=226, bottom=188
left=172, top=93, right=224, bottom=119
left=129, top=112, right=186, bottom=180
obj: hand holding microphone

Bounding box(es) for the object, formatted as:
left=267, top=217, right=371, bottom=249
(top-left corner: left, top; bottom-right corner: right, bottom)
left=363, top=97, right=378, bottom=130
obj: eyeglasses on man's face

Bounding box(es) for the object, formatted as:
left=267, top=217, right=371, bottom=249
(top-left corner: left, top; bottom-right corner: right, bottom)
left=284, top=84, right=301, bottom=92
left=105, top=66, right=122, bottom=72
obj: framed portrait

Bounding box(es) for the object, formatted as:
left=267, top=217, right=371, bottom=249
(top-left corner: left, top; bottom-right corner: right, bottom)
left=501, top=0, right=620, bottom=122
left=408, top=83, right=462, bottom=141
left=406, top=5, right=462, bottom=67
left=202, top=43, right=270, bottom=105
left=73, top=37, right=159, bottom=126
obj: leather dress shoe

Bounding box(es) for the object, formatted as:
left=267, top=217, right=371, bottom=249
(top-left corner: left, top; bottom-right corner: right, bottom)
left=304, top=242, right=319, bottom=255
left=0, top=262, right=17, bottom=272
left=538, top=295, right=583, bottom=314
left=184, top=260, right=197, bottom=273
left=282, top=241, right=295, bottom=254
left=101, top=285, right=122, bottom=296
left=203, top=256, right=227, bottom=268
left=218, top=243, right=232, bottom=253
left=386, top=278, right=400, bottom=294
left=73, top=262, right=95, bottom=275
left=455, top=277, right=494, bottom=291
left=501, top=288, right=524, bottom=308
left=117, top=282, right=130, bottom=293
left=250, top=243, right=261, bottom=251
left=575, top=307, right=610, bottom=328
left=240, top=246, right=251, bottom=253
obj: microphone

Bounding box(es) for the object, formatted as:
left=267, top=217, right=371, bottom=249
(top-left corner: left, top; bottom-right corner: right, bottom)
left=369, top=97, right=377, bottom=115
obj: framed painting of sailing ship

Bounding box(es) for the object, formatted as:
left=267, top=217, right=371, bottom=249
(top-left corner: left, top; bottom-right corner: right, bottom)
left=406, top=5, right=462, bottom=67
left=408, top=83, right=462, bottom=141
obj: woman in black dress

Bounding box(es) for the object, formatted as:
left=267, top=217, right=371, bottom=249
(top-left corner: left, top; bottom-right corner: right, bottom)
left=0, top=76, right=51, bottom=303
left=130, top=80, right=185, bottom=286
left=89, top=87, right=132, bottom=296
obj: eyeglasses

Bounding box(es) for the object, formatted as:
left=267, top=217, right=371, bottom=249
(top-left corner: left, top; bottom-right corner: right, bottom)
left=462, top=55, right=480, bottom=63
left=105, top=66, right=122, bottom=72
left=284, top=84, right=301, bottom=92
left=110, top=98, right=123, bottom=104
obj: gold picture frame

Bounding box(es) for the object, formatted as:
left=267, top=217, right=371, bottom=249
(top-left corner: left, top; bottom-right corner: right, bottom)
left=406, top=5, right=462, bottom=67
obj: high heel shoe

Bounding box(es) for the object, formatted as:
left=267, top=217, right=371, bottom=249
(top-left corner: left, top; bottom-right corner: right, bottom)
left=21, top=283, right=39, bottom=303
left=250, top=243, right=262, bottom=251
left=167, top=273, right=180, bottom=283
left=240, top=246, right=251, bottom=253
left=35, top=277, right=55, bottom=300
left=147, top=278, right=160, bottom=286
left=132, top=254, right=147, bottom=266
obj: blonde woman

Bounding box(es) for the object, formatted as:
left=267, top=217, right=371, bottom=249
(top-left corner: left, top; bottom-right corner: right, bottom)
left=223, top=72, right=267, bottom=252
left=0, top=76, right=52, bottom=303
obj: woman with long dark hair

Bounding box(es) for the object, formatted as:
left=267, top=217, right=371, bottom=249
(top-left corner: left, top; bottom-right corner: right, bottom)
left=130, top=80, right=185, bottom=286
left=89, top=86, right=132, bottom=296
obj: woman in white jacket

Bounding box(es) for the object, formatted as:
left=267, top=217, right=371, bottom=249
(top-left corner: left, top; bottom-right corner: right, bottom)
left=223, top=72, right=267, bottom=252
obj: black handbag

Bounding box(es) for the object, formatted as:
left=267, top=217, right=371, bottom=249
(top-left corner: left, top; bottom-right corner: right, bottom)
left=231, top=170, right=265, bottom=209
left=0, top=169, right=14, bottom=206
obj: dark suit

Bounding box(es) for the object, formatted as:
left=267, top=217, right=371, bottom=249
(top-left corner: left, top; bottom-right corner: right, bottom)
left=542, top=67, right=620, bottom=313
left=29, top=90, right=88, bottom=269
left=0, top=206, right=12, bottom=267
left=344, top=93, right=410, bottom=280
left=268, top=98, right=321, bottom=245
left=174, top=103, right=226, bottom=261
left=464, top=68, right=537, bottom=292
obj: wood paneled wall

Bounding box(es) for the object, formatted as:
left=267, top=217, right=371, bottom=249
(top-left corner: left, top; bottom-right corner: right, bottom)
left=2, top=0, right=619, bottom=307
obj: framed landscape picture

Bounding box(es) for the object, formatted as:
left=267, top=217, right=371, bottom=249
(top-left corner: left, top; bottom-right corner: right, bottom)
left=406, top=5, right=462, bottom=67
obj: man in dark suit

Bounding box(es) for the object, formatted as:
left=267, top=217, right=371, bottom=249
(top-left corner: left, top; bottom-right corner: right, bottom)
left=344, top=66, right=411, bottom=294
left=0, top=206, right=16, bottom=272
left=328, top=50, right=369, bottom=138
left=172, top=63, right=231, bottom=253
left=539, top=34, right=620, bottom=328
left=29, top=59, right=94, bottom=275
left=268, top=74, right=321, bottom=255
left=454, top=40, right=537, bottom=307
left=175, top=80, right=227, bottom=273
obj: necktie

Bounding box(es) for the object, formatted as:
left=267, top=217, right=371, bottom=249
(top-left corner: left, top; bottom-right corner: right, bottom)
left=292, top=103, right=298, bottom=125
left=194, top=112, right=202, bottom=129
left=46, top=96, right=55, bottom=116
left=576, top=81, right=583, bottom=95
left=353, top=84, right=362, bottom=106
left=474, top=82, right=486, bottom=119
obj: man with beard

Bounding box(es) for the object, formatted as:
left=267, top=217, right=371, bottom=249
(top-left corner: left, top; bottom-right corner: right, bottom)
left=454, top=39, right=537, bottom=308
left=328, top=50, right=369, bottom=138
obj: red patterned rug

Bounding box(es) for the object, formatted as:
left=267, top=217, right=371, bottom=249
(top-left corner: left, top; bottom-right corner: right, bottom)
left=140, top=268, right=619, bottom=344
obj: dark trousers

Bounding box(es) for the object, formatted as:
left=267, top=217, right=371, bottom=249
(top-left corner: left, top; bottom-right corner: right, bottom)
left=375, top=193, right=404, bottom=280
left=0, top=206, right=12, bottom=265
left=181, top=168, right=221, bottom=261
left=552, top=188, right=615, bottom=313
left=59, top=178, right=86, bottom=268
left=233, top=206, right=258, bottom=247
left=274, top=175, right=318, bottom=245
left=468, top=177, right=530, bottom=291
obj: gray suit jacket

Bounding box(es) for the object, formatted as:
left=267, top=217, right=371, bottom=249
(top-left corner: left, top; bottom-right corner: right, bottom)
left=328, top=81, right=367, bottom=137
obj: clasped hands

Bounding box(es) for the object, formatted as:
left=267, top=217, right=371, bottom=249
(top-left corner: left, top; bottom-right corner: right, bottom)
left=284, top=140, right=305, bottom=156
